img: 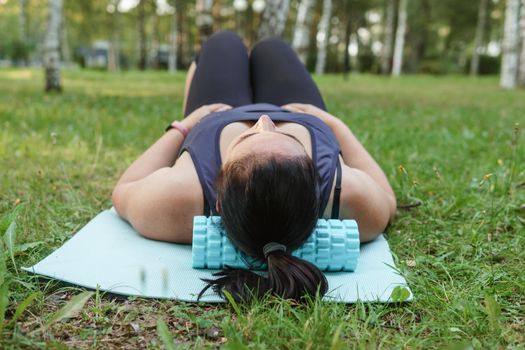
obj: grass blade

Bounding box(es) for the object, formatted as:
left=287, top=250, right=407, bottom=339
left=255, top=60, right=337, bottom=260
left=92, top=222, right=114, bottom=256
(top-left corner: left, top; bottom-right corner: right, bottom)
left=329, top=322, right=344, bottom=350
left=34, top=291, right=94, bottom=334
left=484, top=295, right=501, bottom=332
left=156, top=318, right=175, bottom=350
left=0, top=240, right=6, bottom=287
left=223, top=290, right=242, bottom=315
left=0, top=284, right=9, bottom=333
left=4, top=219, right=18, bottom=274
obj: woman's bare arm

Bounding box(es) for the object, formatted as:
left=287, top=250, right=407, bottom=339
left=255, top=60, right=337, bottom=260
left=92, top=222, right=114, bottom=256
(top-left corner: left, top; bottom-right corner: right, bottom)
left=339, top=165, right=396, bottom=242
left=114, top=103, right=231, bottom=187
left=112, top=104, right=231, bottom=241
left=112, top=160, right=203, bottom=243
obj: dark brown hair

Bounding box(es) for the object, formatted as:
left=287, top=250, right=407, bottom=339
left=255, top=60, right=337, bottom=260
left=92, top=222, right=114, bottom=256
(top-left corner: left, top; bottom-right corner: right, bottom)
left=198, top=154, right=328, bottom=302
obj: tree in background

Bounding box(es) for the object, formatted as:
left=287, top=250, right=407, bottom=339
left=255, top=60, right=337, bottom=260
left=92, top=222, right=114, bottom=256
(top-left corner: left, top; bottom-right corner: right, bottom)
left=342, top=0, right=353, bottom=78
left=168, top=0, right=178, bottom=73
left=258, top=0, right=290, bottom=39
left=107, top=0, right=121, bottom=71
left=19, top=0, right=28, bottom=63
left=63, top=0, right=107, bottom=59
left=315, top=0, right=332, bottom=74
left=0, top=0, right=518, bottom=80
left=43, top=0, right=62, bottom=92
left=177, top=0, right=191, bottom=69
left=196, top=0, right=213, bottom=46
left=518, top=0, right=525, bottom=86
left=137, top=0, right=147, bottom=70
left=233, top=0, right=247, bottom=37
left=406, top=0, right=430, bottom=73
left=430, top=0, right=481, bottom=74
left=470, top=0, right=489, bottom=76
left=151, top=0, right=161, bottom=69
left=292, top=0, right=316, bottom=64
left=381, top=0, right=396, bottom=75
left=391, top=0, right=407, bottom=76
left=500, top=0, right=521, bottom=89
left=19, top=0, right=28, bottom=41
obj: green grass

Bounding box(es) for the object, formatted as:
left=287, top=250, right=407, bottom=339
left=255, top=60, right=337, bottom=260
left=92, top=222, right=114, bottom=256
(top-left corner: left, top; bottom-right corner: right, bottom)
left=0, top=68, right=524, bottom=349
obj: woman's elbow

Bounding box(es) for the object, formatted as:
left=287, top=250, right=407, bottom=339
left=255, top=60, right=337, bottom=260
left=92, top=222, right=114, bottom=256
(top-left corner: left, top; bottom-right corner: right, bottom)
left=358, top=213, right=390, bottom=243
left=387, top=192, right=397, bottom=222
left=347, top=190, right=394, bottom=243
left=132, top=213, right=192, bottom=244
left=111, top=183, right=131, bottom=220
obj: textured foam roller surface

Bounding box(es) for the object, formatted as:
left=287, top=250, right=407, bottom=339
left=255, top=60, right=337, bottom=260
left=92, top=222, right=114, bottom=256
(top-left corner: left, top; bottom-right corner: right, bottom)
left=192, top=216, right=360, bottom=272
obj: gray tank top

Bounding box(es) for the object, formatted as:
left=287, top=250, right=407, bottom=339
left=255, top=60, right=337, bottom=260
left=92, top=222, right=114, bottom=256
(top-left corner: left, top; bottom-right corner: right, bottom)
left=179, top=103, right=341, bottom=217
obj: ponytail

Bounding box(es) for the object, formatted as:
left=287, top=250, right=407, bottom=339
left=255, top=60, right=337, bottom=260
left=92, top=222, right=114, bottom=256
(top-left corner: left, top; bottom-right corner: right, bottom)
left=200, top=153, right=327, bottom=303
left=198, top=252, right=328, bottom=302
left=267, top=252, right=327, bottom=299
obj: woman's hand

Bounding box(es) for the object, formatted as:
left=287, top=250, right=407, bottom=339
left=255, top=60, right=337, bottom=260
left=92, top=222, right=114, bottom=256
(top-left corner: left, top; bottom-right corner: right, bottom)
left=281, top=103, right=337, bottom=126
left=181, top=103, right=232, bottom=131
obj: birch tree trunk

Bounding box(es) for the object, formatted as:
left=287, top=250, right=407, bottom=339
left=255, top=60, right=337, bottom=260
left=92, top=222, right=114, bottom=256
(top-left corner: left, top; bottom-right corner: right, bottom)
left=234, top=1, right=245, bottom=37
left=292, top=0, right=315, bottom=64
left=500, top=0, right=521, bottom=89
left=196, top=0, right=213, bottom=46
left=470, top=0, right=489, bottom=76
left=315, top=0, right=332, bottom=75
left=392, top=0, right=407, bottom=76
left=168, top=5, right=177, bottom=73
left=381, top=0, right=396, bottom=75
left=138, top=0, right=147, bottom=70
left=19, top=0, right=28, bottom=42
left=108, top=0, right=121, bottom=72
left=43, top=0, right=62, bottom=92
left=151, top=4, right=160, bottom=69
left=258, top=0, right=290, bottom=39
left=245, top=3, right=255, bottom=47
left=212, top=0, right=223, bottom=32
left=343, top=0, right=352, bottom=79
left=518, top=0, right=525, bottom=86
left=19, top=0, right=28, bottom=65
left=407, top=0, right=429, bottom=72
left=176, top=0, right=186, bottom=67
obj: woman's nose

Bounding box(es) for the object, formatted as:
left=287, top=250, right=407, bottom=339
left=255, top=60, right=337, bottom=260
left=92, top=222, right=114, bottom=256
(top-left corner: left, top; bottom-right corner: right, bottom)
left=254, top=114, right=276, bottom=131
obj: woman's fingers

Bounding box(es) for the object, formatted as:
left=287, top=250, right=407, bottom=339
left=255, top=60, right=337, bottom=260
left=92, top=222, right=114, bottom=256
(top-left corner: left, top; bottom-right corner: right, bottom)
left=206, top=103, right=232, bottom=112
left=282, top=103, right=316, bottom=113
left=282, top=103, right=334, bottom=125
left=185, top=104, right=233, bottom=130
left=281, top=104, right=304, bottom=112
left=216, top=104, right=233, bottom=112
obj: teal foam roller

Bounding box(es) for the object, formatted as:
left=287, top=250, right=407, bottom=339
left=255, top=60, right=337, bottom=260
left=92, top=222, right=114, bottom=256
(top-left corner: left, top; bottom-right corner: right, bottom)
left=192, top=216, right=360, bottom=272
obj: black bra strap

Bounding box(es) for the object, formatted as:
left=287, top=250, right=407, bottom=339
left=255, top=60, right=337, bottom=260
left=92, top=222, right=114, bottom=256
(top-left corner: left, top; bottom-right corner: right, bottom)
left=204, top=198, right=211, bottom=216
left=331, top=159, right=342, bottom=219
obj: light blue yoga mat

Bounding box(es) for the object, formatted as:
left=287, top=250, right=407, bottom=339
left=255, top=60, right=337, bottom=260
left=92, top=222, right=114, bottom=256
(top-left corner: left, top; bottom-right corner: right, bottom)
left=23, top=209, right=412, bottom=303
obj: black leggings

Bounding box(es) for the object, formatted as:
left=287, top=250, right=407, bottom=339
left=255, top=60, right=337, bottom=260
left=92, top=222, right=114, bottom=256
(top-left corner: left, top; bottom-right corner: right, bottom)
left=184, top=31, right=326, bottom=117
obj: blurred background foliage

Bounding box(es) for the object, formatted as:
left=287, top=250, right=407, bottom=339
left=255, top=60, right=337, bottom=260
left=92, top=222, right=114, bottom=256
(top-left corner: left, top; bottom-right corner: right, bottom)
left=0, top=0, right=512, bottom=76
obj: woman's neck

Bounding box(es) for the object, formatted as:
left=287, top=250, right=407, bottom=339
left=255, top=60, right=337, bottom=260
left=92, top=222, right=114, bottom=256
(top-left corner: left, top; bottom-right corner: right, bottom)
left=219, top=121, right=313, bottom=162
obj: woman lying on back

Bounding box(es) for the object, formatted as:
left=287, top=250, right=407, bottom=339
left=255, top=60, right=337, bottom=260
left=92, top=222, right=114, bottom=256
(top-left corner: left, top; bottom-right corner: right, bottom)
left=112, top=31, right=396, bottom=302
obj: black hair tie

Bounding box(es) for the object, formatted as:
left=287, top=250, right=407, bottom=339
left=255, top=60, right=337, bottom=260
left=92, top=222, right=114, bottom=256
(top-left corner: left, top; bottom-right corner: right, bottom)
left=263, top=242, right=287, bottom=258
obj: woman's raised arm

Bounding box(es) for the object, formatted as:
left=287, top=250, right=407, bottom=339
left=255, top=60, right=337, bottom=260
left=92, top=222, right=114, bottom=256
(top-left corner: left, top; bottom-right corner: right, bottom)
left=112, top=103, right=231, bottom=242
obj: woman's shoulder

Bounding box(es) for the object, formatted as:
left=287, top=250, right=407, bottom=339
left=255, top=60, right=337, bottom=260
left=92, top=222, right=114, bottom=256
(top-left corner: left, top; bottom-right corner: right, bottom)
left=113, top=153, right=203, bottom=244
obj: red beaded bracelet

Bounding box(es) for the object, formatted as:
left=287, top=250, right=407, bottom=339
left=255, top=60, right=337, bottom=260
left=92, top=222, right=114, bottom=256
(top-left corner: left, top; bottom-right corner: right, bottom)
left=165, top=121, right=189, bottom=137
